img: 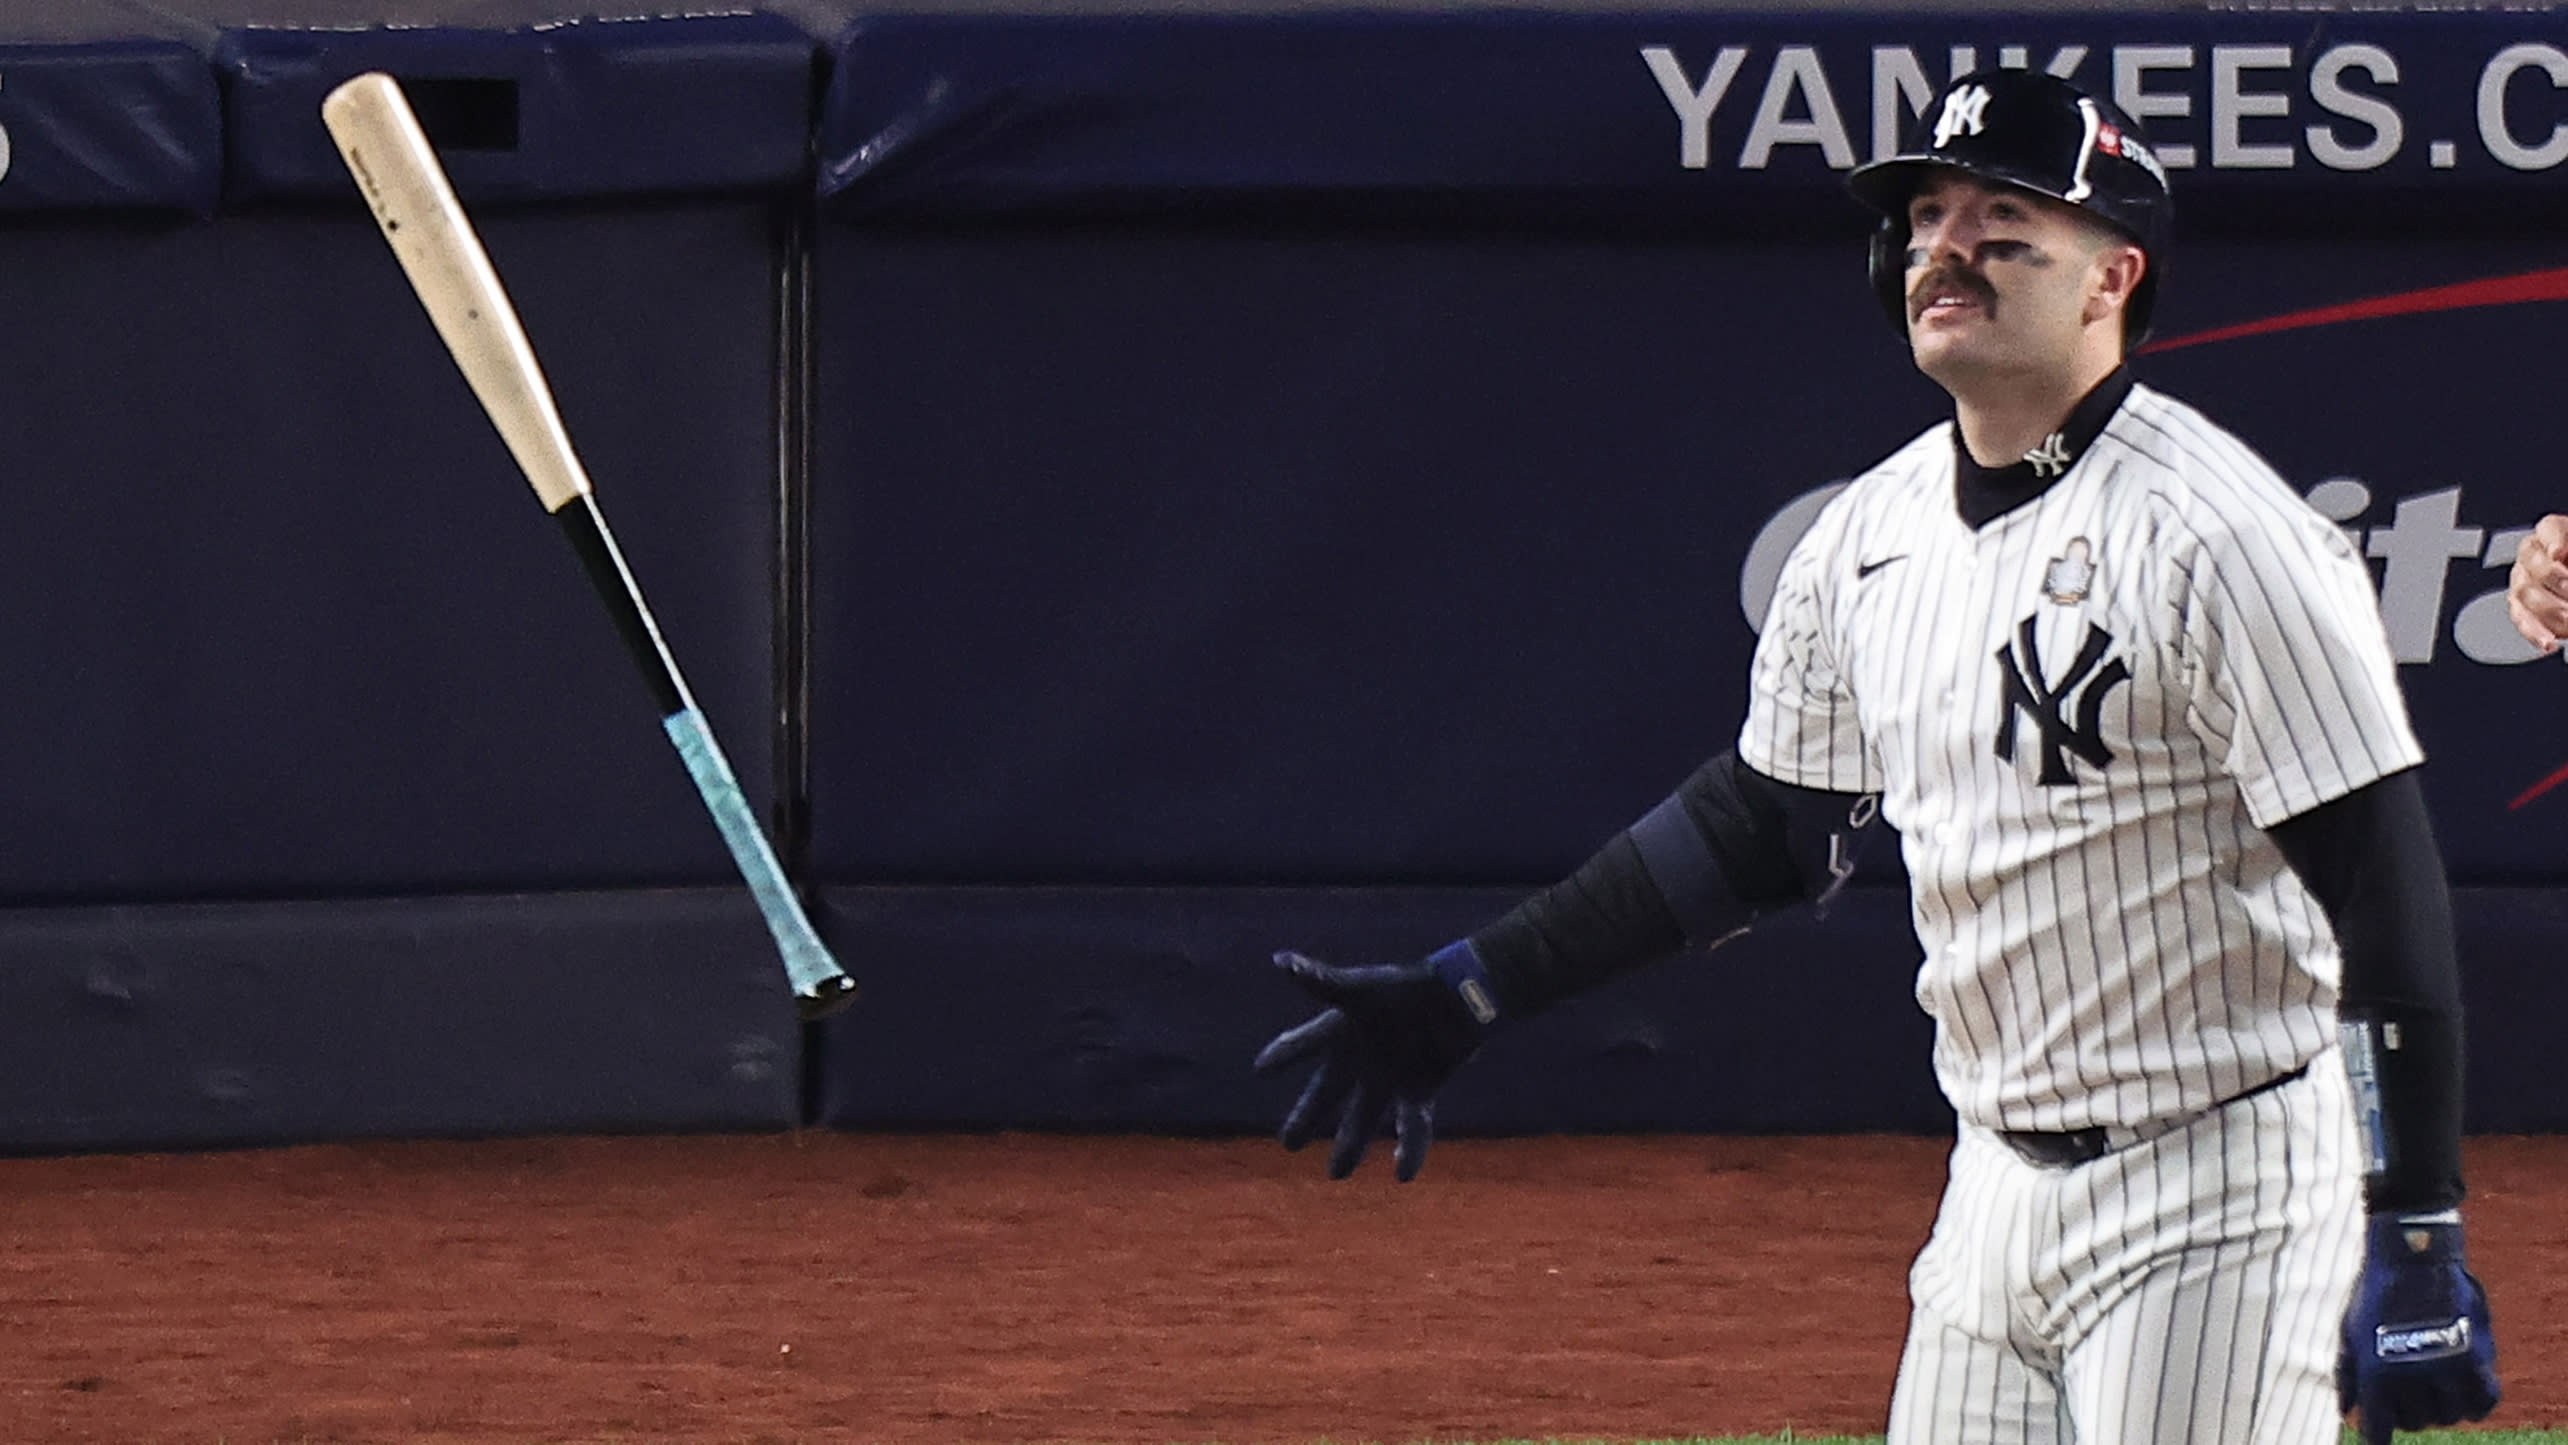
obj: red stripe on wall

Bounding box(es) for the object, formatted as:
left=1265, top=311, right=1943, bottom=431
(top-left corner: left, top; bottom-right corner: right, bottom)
left=2511, top=758, right=2568, bottom=812
left=2141, top=267, right=2568, bottom=355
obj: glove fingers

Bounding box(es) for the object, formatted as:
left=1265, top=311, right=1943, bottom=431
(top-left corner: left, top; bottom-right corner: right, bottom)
left=1328, top=1080, right=1388, bottom=1180
left=2426, top=1365, right=2499, bottom=1426
left=1254, top=1008, right=1344, bottom=1074
left=2465, top=1274, right=2501, bottom=1417
left=2466, top=1347, right=2503, bottom=1418
left=1274, top=950, right=1410, bottom=1009
left=1392, top=1097, right=1435, bottom=1183
left=2398, top=1385, right=2439, bottom=1432
left=1278, top=1057, right=1352, bottom=1153
left=1273, top=950, right=1360, bottom=1008
left=2425, top=1373, right=2471, bottom=1429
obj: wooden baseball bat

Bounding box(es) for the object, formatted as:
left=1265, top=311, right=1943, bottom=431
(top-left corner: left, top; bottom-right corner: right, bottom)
left=321, top=71, right=857, bottom=1021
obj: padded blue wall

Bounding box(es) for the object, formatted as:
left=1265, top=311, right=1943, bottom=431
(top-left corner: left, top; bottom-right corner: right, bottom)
left=0, top=208, right=781, bottom=900
left=804, top=226, right=1935, bottom=886
left=10, top=1, right=2568, bottom=1150
left=0, top=890, right=803, bottom=1153
left=0, top=3, right=812, bottom=1149
left=0, top=2, right=218, bottom=211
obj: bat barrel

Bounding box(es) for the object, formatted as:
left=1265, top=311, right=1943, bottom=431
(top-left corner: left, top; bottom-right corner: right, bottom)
left=321, top=72, right=593, bottom=513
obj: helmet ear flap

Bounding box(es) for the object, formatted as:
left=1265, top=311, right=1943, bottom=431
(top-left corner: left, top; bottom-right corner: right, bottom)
left=1868, top=219, right=1910, bottom=336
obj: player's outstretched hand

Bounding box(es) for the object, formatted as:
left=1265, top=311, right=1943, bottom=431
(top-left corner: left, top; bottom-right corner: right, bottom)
left=2508, top=513, right=2568, bottom=651
left=1252, top=943, right=1496, bottom=1182
left=2339, top=1210, right=2500, bottom=1444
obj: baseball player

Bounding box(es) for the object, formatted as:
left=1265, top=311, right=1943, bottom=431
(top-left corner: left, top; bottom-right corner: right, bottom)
left=1256, top=70, right=2499, bottom=1444
left=2509, top=513, right=2568, bottom=649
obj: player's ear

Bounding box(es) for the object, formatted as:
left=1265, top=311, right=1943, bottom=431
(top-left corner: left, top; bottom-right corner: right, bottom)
left=2085, top=240, right=2147, bottom=330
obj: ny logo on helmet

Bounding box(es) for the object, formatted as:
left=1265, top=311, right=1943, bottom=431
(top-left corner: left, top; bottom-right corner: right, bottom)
left=1933, top=84, right=1992, bottom=148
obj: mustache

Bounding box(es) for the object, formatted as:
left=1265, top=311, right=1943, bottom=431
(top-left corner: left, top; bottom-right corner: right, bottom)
left=1909, top=263, right=1996, bottom=321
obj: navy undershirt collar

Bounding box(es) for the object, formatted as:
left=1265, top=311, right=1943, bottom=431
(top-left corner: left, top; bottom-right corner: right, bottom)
left=1952, top=366, right=2136, bottom=529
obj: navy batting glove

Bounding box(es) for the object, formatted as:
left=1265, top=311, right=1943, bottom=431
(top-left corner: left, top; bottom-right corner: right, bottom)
left=1251, top=941, right=1497, bottom=1182
left=2339, top=1210, right=2500, bottom=1443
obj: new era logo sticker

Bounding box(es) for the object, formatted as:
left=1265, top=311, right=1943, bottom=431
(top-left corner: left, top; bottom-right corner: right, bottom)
left=2098, top=120, right=2169, bottom=186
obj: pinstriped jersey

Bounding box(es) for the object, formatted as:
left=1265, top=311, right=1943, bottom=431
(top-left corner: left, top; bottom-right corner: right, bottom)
left=1741, top=382, right=2423, bottom=1136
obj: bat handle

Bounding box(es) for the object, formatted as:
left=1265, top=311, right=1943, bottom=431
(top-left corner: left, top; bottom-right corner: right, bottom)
left=661, top=706, right=856, bottom=1016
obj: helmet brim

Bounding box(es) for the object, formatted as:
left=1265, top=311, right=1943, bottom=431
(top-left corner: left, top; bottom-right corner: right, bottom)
left=1846, top=153, right=2149, bottom=251
left=1849, top=153, right=2079, bottom=218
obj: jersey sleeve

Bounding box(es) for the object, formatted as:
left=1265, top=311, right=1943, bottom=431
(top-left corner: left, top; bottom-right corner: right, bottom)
left=2173, top=495, right=2424, bottom=828
left=1739, top=494, right=1882, bottom=793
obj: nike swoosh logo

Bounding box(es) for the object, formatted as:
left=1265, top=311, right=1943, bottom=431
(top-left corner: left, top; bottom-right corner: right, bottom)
left=1857, top=555, right=1908, bottom=579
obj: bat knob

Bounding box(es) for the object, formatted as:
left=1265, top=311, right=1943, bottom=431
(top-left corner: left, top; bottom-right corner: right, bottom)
left=794, top=974, right=860, bottom=1022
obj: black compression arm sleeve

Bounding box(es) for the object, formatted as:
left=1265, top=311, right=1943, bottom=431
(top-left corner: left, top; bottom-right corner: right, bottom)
left=2265, top=767, right=2465, bottom=1212
left=1465, top=752, right=1877, bottom=1018
left=1462, top=834, right=1686, bottom=1018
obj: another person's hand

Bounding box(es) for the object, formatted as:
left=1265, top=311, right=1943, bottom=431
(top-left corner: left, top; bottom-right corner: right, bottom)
left=2507, top=514, right=2568, bottom=651
left=1251, top=943, right=1495, bottom=1180
left=2339, top=1210, right=2500, bottom=1443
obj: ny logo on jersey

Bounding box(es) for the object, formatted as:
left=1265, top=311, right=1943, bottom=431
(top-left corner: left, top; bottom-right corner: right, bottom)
left=1933, top=84, right=1992, bottom=148
left=1994, top=616, right=2131, bottom=784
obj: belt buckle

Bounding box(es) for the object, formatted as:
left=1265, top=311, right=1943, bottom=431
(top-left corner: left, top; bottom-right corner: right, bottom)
left=2000, top=1126, right=2111, bottom=1168
left=1993, top=1065, right=2312, bottom=1171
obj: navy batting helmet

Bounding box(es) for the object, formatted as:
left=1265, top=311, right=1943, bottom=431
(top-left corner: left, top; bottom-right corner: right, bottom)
left=1847, top=69, right=2173, bottom=343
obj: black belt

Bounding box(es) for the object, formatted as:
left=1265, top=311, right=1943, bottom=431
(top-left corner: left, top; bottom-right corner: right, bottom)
left=1997, top=1065, right=2311, bottom=1169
